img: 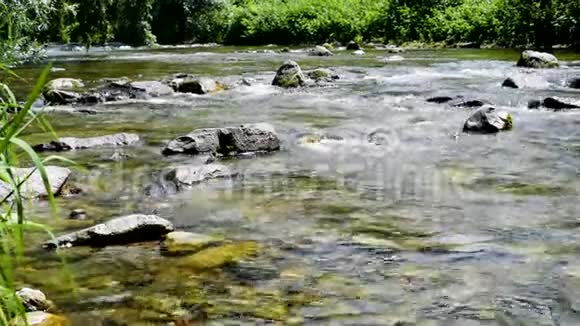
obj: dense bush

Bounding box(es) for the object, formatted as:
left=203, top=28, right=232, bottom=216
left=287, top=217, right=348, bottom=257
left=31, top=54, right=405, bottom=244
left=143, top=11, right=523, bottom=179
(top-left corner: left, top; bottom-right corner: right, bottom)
left=1, top=0, right=579, bottom=62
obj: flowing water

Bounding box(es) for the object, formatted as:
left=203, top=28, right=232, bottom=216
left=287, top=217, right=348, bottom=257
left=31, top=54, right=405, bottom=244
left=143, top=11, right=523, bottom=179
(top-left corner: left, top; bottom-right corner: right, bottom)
left=10, top=45, right=580, bottom=325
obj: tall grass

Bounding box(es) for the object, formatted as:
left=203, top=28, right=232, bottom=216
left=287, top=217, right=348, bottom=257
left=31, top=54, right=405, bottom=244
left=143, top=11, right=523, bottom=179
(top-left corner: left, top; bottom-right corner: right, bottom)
left=0, top=64, right=65, bottom=324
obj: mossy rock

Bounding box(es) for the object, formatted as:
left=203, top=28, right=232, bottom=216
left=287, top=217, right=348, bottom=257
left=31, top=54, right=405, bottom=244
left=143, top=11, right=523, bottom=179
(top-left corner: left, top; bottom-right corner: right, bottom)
left=12, top=312, right=69, bottom=326
left=162, top=231, right=218, bottom=255
left=178, top=241, right=260, bottom=270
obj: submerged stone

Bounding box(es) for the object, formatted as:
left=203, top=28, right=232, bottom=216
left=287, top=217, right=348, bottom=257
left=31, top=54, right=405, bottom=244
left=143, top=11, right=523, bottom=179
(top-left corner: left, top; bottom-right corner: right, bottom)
left=307, top=68, right=339, bottom=82
left=516, top=50, right=559, bottom=68
left=272, top=60, right=306, bottom=88
left=164, top=163, right=236, bottom=189
left=129, top=81, right=174, bottom=97
left=43, top=214, right=174, bottom=249
left=12, top=312, right=69, bottom=326
left=463, top=106, right=513, bottom=134
left=178, top=241, right=259, bottom=270
left=162, top=124, right=280, bottom=156
left=0, top=166, right=71, bottom=200
left=162, top=231, right=217, bottom=254
left=33, top=133, right=141, bottom=152
left=427, top=96, right=486, bottom=108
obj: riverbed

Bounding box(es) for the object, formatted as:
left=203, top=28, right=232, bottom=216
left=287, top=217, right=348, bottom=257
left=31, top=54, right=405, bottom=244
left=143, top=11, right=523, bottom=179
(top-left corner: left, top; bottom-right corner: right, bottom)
left=11, top=45, right=580, bottom=325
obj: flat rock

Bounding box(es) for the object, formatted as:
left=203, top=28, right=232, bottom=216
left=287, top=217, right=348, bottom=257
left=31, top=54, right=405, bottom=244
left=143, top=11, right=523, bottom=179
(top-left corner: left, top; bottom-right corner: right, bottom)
left=129, top=81, right=174, bottom=97
left=272, top=60, right=306, bottom=88
left=352, top=50, right=365, bottom=56
left=162, top=124, right=280, bottom=156
left=516, top=50, right=559, bottom=68
left=43, top=214, right=174, bottom=249
left=177, top=241, right=259, bottom=270
left=165, top=163, right=236, bottom=189
left=528, top=97, right=580, bottom=110
left=33, top=133, right=141, bottom=152
left=12, top=312, right=69, bottom=326
left=427, top=96, right=486, bottom=108
left=0, top=166, right=71, bottom=200
left=172, top=77, right=222, bottom=94
left=42, top=78, right=84, bottom=104
left=463, top=106, right=513, bottom=134
left=307, top=46, right=333, bottom=57
left=162, top=231, right=217, bottom=254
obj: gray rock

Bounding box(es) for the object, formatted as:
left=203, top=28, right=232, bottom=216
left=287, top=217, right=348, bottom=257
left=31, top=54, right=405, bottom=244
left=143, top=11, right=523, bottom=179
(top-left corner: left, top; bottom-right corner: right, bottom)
left=307, top=46, right=333, bottom=57
left=352, top=50, right=365, bottom=56
left=165, top=163, right=236, bottom=188
left=43, top=214, right=174, bottom=249
left=42, top=78, right=85, bottom=104
left=16, top=288, right=51, bottom=312
left=528, top=97, right=580, bottom=110
left=129, top=81, right=174, bottom=97
left=568, top=77, right=580, bottom=89
left=33, top=133, right=141, bottom=152
left=463, top=106, right=513, bottom=133
left=516, top=50, right=559, bottom=68
left=272, top=60, right=306, bottom=88
left=162, top=124, right=280, bottom=156
left=0, top=166, right=71, bottom=200
left=427, top=96, right=486, bottom=108
left=386, top=47, right=405, bottom=53
left=346, top=41, right=361, bottom=50
left=178, top=78, right=221, bottom=94
left=502, top=77, right=519, bottom=88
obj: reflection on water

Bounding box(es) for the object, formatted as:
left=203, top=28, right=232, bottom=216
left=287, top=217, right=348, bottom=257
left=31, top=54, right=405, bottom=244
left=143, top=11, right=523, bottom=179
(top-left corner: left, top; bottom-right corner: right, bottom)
left=10, top=45, right=580, bottom=325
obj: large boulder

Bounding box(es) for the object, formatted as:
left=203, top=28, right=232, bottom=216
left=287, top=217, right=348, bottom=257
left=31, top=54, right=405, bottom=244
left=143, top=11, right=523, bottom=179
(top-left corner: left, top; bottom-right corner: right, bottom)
left=42, top=78, right=84, bottom=105
left=516, top=50, right=559, bottom=68
left=0, top=166, right=71, bottom=200
left=33, top=133, right=141, bottom=152
left=307, top=46, right=333, bottom=57
left=272, top=60, right=306, bottom=88
left=165, top=164, right=236, bottom=189
left=463, top=106, right=513, bottom=134
left=162, top=124, right=280, bottom=156
left=567, top=77, right=580, bottom=89
left=43, top=214, right=174, bottom=249
left=12, top=312, right=69, bottom=326
left=16, top=288, right=51, bottom=312
left=346, top=41, right=361, bottom=50
left=528, top=97, right=580, bottom=110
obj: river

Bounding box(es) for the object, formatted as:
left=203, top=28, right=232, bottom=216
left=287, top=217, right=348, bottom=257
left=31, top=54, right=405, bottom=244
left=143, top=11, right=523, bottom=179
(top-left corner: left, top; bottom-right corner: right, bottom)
left=11, top=45, right=580, bottom=325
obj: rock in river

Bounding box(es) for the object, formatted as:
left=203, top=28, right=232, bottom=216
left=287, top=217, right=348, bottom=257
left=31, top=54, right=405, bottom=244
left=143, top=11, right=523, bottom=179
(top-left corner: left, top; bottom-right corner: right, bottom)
left=178, top=241, right=259, bottom=270
left=12, top=312, right=69, bottom=326
left=502, top=77, right=519, bottom=89
left=165, top=163, right=236, bottom=189
left=346, top=41, right=361, bottom=50
left=43, top=214, right=174, bottom=249
left=0, top=166, right=71, bottom=200
left=568, top=77, right=580, bottom=89
left=33, top=133, right=141, bottom=152
left=162, top=124, right=280, bottom=156
left=129, top=81, right=174, bottom=97
left=516, top=50, right=559, bottom=68
left=528, top=97, right=580, bottom=110
left=463, top=106, right=513, bottom=134
left=272, top=60, right=306, bottom=88
left=307, top=46, right=333, bottom=57
left=426, top=96, right=486, bottom=108
left=42, top=78, right=84, bottom=105
left=162, top=231, right=217, bottom=254
left=307, top=68, right=339, bottom=83
left=16, top=288, right=51, bottom=312
left=167, top=75, right=223, bottom=94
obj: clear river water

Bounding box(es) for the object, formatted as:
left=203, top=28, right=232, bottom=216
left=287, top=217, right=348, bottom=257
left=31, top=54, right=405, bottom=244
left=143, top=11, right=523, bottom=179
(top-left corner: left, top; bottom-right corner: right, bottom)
left=9, top=45, right=580, bottom=325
